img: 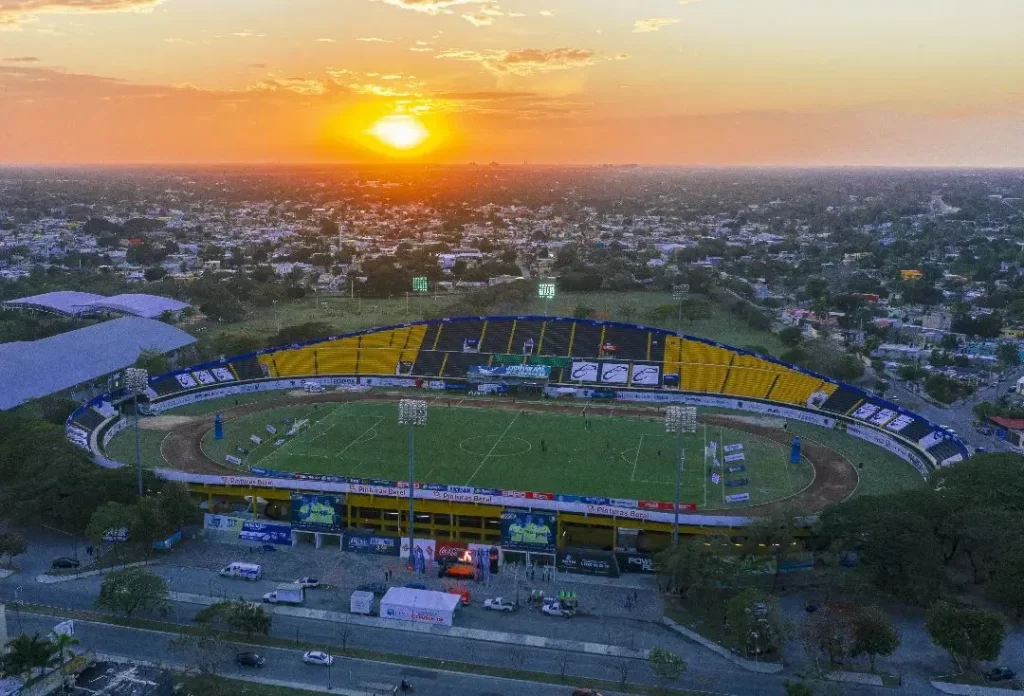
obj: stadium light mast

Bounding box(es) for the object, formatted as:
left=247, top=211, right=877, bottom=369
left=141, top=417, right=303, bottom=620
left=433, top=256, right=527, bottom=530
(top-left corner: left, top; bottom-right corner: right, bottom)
left=398, top=399, right=428, bottom=563
left=664, top=405, right=697, bottom=547
left=538, top=279, right=556, bottom=316
left=123, top=367, right=149, bottom=499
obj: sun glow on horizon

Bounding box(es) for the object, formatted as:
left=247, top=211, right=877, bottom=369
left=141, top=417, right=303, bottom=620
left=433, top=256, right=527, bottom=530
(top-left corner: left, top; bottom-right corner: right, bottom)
left=367, top=114, right=429, bottom=151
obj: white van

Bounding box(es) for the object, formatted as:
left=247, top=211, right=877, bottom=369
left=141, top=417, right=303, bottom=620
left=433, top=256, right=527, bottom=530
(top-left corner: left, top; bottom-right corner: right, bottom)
left=220, top=562, right=262, bottom=580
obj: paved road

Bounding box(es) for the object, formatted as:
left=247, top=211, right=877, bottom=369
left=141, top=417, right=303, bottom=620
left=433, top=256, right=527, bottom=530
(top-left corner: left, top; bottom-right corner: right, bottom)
left=14, top=612, right=589, bottom=696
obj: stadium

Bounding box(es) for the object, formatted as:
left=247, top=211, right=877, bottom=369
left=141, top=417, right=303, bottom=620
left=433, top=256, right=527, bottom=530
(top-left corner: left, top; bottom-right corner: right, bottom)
left=68, top=316, right=968, bottom=565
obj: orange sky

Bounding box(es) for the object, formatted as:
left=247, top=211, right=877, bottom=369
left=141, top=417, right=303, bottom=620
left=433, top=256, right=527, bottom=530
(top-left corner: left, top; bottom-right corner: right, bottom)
left=1, top=0, right=1023, bottom=165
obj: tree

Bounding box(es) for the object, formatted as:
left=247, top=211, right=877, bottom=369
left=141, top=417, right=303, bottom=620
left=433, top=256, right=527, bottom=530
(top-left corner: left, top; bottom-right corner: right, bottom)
left=50, top=631, right=80, bottom=670
left=778, top=326, right=804, bottom=347
left=1, top=633, right=56, bottom=680
left=783, top=681, right=815, bottom=696
left=997, top=342, right=1021, bottom=367
left=86, top=501, right=134, bottom=548
left=851, top=606, right=900, bottom=672
left=224, top=600, right=272, bottom=639
left=95, top=566, right=169, bottom=619
left=648, top=648, right=687, bottom=685
left=802, top=605, right=855, bottom=667
left=988, top=544, right=1024, bottom=619
left=169, top=622, right=229, bottom=677
left=926, top=602, right=1006, bottom=669
left=0, top=531, right=27, bottom=568
left=572, top=304, right=596, bottom=319
left=133, top=348, right=170, bottom=376
left=725, top=589, right=788, bottom=657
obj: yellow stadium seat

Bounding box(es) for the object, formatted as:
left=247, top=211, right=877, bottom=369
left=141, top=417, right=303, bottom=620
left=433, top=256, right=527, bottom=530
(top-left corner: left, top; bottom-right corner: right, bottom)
left=722, top=368, right=776, bottom=398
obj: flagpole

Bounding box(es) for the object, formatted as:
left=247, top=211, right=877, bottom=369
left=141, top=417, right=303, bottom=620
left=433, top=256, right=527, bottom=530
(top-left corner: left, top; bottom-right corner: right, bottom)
left=703, top=423, right=708, bottom=509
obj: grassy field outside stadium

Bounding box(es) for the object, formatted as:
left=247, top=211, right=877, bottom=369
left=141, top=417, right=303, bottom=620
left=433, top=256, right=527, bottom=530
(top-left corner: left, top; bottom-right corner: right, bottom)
left=200, top=400, right=813, bottom=510
left=194, top=290, right=783, bottom=357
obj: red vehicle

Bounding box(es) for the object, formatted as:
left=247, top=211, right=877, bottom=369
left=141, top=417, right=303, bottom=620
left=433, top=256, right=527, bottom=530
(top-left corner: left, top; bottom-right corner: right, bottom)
left=438, top=561, right=475, bottom=580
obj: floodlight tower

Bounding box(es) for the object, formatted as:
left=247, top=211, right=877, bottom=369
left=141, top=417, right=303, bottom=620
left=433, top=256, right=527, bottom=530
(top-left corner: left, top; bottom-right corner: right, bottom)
left=538, top=279, right=556, bottom=316
left=123, top=367, right=149, bottom=498
left=398, top=399, right=428, bottom=561
left=664, top=405, right=698, bottom=547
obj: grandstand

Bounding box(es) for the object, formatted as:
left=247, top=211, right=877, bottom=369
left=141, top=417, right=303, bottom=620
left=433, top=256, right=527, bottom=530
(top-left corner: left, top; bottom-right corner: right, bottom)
left=0, top=316, right=196, bottom=411
left=129, top=316, right=967, bottom=468
left=3, top=291, right=189, bottom=319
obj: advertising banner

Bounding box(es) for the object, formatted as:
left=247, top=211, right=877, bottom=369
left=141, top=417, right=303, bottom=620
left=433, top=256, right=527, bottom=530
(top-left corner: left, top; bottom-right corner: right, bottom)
left=469, top=365, right=551, bottom=380
left=557, top=549, right=620, bottom=577
left=569, top=361, right=598, bottom=382
left=723, top=443, right=743, bottom=453
left=400, top=538, right=437, bottom=569
left=600, top=363, right=629, bottom=384
left=435, top=540, right=469, bottom=562
left=239, top=521, right=292, bottom=545
left=225, top=455, right=242, bottom=466
left=615, top=551, right=656, bottom=574
left=249, top=435, right=263, bottom=445
left=630, top=364, right=661, bottom=386
left=344, top=531, right=400, bottom=555
left=204, top=514, right=245, bottom=533
left=725, top=492, right=750, bottom=504
left=291, top=493, right=343, bottom=532
left=265, top=424, right=277, bottom=435
left=152, top=530, right=182, bottom=550
left=725, top=478, right=749, bottom=487
left=724, top=452, right=745, bottom=462
left=501, top=509, right=556, bottom=552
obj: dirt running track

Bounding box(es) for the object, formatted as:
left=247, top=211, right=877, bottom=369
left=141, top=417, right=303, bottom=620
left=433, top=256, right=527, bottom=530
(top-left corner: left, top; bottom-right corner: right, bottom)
left=160, top=392, right=858, bottom=516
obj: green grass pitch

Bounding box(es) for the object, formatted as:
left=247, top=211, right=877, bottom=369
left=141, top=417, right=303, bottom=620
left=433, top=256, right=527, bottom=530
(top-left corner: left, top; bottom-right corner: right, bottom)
left=201, top=401, right=814, bottom=510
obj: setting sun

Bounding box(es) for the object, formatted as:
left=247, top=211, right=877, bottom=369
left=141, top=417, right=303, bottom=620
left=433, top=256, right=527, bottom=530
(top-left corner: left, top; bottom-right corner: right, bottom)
left=367, top=115, right=429, bottom=151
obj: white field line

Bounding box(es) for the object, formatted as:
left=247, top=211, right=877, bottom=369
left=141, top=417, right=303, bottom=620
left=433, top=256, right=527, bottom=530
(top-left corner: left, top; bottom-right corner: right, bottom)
left=334, top=416, right=384, bottom=460
left=259, top=405, right=319, bottom=466
left=629, top=435, right=644, bottom=482
left=465, top=411, right=521, bottom=485
left=309, top=403, right=349, bottom=443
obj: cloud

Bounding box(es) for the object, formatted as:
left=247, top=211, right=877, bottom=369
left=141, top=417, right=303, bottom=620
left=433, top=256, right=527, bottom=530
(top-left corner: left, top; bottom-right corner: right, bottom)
left=633, top=17, right=680, bottom=33
left=372, top=0, right=485, bottom=15
left=248, top=62, right=267, bottom=69
left=316, top=37, right=335, bottom=43
left=356, top=36, right=392, bottom=43
left=250, top=75, right=326, bottom=95
left=347, top=82, right=413, bottom=97
left=462, top=11, right=492, bottom=26
left=163, top=37, right=191, bottom=44
left=4, top=55, right=39, bottom=62
left=539, top=9, right=553, bottom=16
left=437, top=47, right=612, bottom=76
left=0, top=0, right=163, bottom=28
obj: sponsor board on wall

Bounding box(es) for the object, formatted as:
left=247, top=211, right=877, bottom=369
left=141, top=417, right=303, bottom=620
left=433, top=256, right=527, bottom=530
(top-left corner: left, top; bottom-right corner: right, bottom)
left=630, top=364, right=661, bottom=386
left=102, top=418, right=131, bottom=447
left=225, top=455, right=242, bottom=466
left=725, top=492, right=750, bottom=503
left=344, top=531, right=400, bottom=555
left=291, top=493, right=343, bottom=532
left=599, top=363, right=629, bottom=384
left=204, top=514, right=246, bottom=533
left=615, top=551, right=656, bottom=574
left=239, top=521, right=292, bottom=545
left=557, top=549, right=619, bottom=577
left=501, top=509, right=556, bottom=552
left=846, top=423, right=931, bottom=476
left=724, top=453, right=745, bottom=462
left=569, top=361, right=598, bottom=382
left=400, top=538, right=436, bottom=563
left=435, top=540, right=468, bottom=562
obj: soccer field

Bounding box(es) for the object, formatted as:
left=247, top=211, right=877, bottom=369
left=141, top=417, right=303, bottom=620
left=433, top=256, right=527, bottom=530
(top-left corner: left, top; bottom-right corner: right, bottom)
left=201, top=400, right=813, bottom=510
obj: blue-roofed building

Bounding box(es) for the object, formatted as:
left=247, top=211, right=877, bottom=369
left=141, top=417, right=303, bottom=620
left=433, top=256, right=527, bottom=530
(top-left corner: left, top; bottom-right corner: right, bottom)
left=0, top=317, right=196, bottom=411
left=3, top=291, right=189, bottom=319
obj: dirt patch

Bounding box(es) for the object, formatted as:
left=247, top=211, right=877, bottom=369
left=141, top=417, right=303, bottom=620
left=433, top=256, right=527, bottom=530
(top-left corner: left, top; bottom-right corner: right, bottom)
left=157, top=392, right=858, bottom=515
left=139, top=415, right=199, bottom=431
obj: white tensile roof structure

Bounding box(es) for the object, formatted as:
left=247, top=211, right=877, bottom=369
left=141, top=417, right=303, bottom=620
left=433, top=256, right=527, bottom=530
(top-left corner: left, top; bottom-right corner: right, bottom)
left=4, top=291, right=188, bottom=319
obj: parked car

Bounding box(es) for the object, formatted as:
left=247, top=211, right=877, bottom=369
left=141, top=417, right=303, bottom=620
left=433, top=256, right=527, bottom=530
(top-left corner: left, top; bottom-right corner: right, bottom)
left=571, top=689, right=604, bottom=696
left=977, top=427, right=994, bottom=436
left=484, top=597, right=516, bottom=612
left=295, top=577, right=320, bottom=589
left=302, top=651, right=334, bottom=666
left=985, top=667, right=1015, bottom=682
left=357, top=582, right=388, bottom=596
left=541, top=601, right=575, bottom=618
left=235, top=652, right=266, bottom=668
left=51, top=557, right=80, bottom=569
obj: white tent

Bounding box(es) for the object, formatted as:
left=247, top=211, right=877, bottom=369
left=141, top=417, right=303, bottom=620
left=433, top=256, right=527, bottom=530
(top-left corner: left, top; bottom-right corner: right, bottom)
left=379, top=587, right=461, bottom=627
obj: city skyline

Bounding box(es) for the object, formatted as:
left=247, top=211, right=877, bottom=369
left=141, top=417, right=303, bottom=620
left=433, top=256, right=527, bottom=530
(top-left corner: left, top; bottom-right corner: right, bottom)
left=2, top=0, right=1023, bottom=166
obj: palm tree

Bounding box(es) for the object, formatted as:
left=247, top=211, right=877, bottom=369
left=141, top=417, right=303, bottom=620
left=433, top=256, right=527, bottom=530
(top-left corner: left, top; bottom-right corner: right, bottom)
left=50, top=632, right=80, bottom=673
left=2, top=633, right=57, bottom=680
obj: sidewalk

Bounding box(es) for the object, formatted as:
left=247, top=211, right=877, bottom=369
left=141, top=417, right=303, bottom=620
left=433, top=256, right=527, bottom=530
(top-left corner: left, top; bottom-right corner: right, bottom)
left=169, top=591, right=650, bottom=660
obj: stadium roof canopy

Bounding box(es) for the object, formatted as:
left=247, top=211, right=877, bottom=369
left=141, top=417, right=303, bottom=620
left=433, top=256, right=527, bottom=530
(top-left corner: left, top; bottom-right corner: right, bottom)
left=0, top=316, right=196, bottom=411
left=3, top=291, right=188, bottom=319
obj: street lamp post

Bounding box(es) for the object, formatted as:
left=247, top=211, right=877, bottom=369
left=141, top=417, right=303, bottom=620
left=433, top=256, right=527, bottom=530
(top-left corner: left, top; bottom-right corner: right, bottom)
left=398, top=399, right=428, bottom=565
left=123, top=367, right=149, bottom=499
left=664, top=405, right=698, bottom=547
